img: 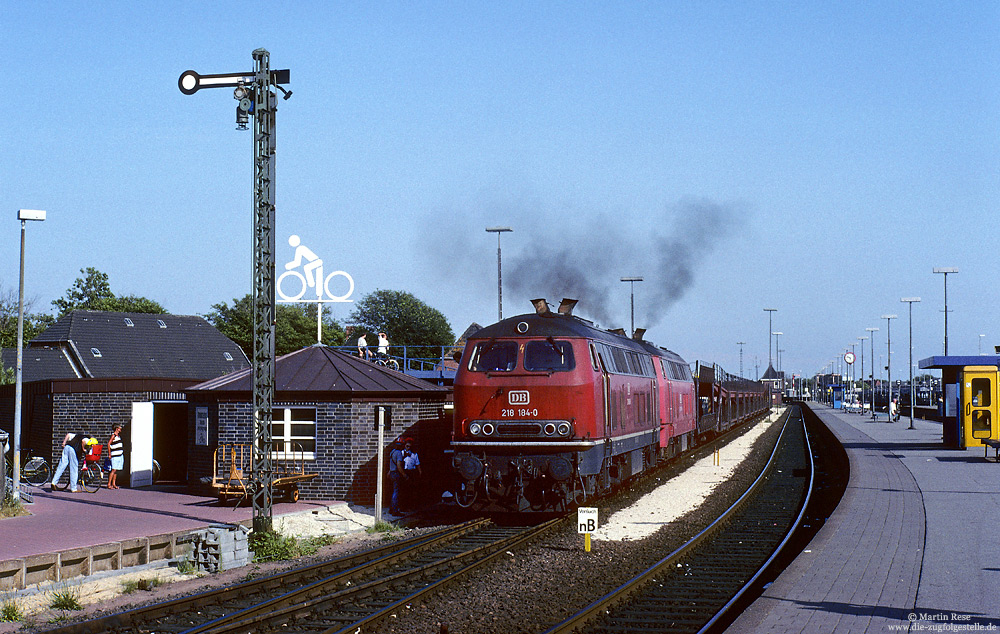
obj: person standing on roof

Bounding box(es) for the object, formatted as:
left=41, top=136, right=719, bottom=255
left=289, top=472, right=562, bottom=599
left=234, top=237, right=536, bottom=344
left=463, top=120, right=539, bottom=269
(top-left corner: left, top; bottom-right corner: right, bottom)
left=50, top=432, right=87, bottom=492
left=377, top=332, right=389, bottom=359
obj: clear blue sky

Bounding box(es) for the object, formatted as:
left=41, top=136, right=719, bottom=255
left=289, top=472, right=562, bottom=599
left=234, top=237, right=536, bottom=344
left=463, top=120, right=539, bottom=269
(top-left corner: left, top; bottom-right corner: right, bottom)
left=2, top=2, right=997, bottom=381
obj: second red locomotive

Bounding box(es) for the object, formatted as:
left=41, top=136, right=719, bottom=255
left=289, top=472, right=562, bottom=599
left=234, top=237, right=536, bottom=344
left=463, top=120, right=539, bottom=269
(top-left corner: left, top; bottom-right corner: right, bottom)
left=450, top=298, right=768, bottom=511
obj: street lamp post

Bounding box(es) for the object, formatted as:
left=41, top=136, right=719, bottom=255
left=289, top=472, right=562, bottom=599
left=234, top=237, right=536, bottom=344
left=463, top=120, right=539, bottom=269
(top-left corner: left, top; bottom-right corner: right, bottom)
left=764, top=308, right=777, bottom=369
left=858, top=336, right=868, bottom=414
left=901, top=298, right=921, bottom=429
left=933, top=267, right=958, bottom=355
left=882, top=314, right=897, bottom=420
left=12, top=209, right=46, bottom=502
left=486, top=227, right=513, bottom=321
left=621, top=277, right=643, bottom=336
left=866, top=327, right=879, bottom=420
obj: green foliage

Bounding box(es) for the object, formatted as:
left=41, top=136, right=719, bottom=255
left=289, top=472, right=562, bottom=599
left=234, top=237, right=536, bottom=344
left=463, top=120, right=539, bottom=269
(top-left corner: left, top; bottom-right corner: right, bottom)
left=0, top=596, right=23, bottom=622
left=175, top=556, right=195, bottom=574
left=120, top=577, right=163, bottom=594
left=366, top=519, right=402, bottom=535
left=48, top=586, right=82, bottom=611
left=249, top=530, right=340, bottom=563
left=52, top=267, right=166, bottom=316
left=204, top=294, right=344, bottom=359
left=349, top=290, right=454, bottom=358
left=0, top=282, right=54, bottom=350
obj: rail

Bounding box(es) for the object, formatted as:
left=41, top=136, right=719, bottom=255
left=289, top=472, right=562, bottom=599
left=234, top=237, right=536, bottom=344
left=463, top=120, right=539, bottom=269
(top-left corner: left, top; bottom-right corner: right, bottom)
left=544, top=406, right=813, bottom=634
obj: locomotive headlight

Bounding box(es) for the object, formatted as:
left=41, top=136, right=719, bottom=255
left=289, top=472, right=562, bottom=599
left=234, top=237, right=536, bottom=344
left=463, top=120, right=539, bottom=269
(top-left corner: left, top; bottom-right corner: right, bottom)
left=543, top=423, right=557, bottom=436
left=557, top=422, right=572, bottom=437
left=469, top=422, right=482, bottom=436
left=482, top=423, right=495, bottom=436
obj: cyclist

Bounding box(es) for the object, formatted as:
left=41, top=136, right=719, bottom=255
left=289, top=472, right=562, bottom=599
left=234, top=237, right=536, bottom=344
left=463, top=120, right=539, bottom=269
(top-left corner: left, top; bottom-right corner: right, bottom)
left=50, top=432, right=88, bottom=492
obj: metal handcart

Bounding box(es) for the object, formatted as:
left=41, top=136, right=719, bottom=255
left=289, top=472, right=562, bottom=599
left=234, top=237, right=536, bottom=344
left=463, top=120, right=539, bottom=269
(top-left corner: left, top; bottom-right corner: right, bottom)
left=211, top=443, right=318, bottom=504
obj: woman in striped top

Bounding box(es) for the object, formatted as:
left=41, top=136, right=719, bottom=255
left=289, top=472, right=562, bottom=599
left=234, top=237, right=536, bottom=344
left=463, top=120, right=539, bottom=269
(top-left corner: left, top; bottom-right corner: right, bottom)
left=107, top=423, right=124, bottom=489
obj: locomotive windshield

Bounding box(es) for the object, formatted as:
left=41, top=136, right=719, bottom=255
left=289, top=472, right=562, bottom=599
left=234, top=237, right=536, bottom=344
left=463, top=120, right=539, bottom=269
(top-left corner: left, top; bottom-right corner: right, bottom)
left=468, top=340, right=517, bottom=372
left=524, top=339, right=575, bottom=372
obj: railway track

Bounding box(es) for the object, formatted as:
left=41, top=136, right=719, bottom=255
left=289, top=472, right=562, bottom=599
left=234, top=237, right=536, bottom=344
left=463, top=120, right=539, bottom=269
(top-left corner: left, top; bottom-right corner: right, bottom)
left=543, top=406, right=813, bottom=634
left=40, top=516, right=564, bottom=634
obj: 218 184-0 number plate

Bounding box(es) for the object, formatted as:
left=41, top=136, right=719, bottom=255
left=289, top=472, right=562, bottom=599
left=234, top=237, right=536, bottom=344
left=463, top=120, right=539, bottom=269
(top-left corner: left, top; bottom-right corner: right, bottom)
left=502, top=408, right=538, bottom=417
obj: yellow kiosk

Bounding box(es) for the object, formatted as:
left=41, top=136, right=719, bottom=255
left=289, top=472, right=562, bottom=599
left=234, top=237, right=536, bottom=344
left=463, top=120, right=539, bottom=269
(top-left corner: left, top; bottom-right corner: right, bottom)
left=961, top=366, right=999, bottom=448
left=918, top=356, right=1000, bottom=452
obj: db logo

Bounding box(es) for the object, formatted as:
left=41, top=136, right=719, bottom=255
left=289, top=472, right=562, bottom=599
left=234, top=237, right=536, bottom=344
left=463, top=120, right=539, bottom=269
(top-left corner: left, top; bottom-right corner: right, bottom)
left=508, top=391, right=530, bottom=405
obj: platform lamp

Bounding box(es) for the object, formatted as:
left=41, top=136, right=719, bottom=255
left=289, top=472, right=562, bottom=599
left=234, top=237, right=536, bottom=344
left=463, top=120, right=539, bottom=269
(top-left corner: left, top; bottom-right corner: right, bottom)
left=866, top=327, right=879, bottom=420
left=764, top=308, right=777, bottom=370
left=486, top=227, right=512, bottom=321
left=12, top=209, right=46, bottom=502
left=858, top=336, right=868, bottom=415
left=882, top=314, right=897, bottom=419
left=933, top=267, right=957, bottom=355
left=621, top=277, right=643, bottom=336
left=901, top=298, right=921, bottom=430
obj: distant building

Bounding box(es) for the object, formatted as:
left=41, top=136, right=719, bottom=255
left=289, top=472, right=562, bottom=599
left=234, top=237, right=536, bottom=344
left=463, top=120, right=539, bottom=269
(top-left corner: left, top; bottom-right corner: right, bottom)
left=761, top=363, right=784, bottom=405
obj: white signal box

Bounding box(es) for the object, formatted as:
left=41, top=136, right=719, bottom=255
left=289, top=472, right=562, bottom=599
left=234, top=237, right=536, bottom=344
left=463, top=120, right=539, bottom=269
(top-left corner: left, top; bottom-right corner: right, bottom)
left=577, top=507, right=598, bottom=534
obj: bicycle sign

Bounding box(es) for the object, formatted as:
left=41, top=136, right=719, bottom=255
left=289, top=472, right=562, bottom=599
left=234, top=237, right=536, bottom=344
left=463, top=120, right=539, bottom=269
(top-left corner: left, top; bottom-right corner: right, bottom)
left=277, top=235, right=355, bottom=303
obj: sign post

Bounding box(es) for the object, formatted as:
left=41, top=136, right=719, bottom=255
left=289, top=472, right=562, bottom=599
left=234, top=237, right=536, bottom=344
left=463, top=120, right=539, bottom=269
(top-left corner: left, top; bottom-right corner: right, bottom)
left=374, top=406, right=392, bottom=522
left=578, top=507, right=598, bottom=552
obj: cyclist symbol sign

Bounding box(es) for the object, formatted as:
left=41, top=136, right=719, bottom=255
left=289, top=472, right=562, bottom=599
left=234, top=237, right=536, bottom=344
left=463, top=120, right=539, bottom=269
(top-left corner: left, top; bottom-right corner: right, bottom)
left=277, top=235, right=355, bottom=303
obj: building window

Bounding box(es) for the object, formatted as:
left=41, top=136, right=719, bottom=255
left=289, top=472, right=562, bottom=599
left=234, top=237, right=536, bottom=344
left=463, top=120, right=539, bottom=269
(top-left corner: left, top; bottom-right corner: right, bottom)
left=91, top=348, right=102, bottom=358
left=124, top=318, right=134, bottom=327
left=271, top=407, right=316, bottom=460
left=223, top=352, right=233, bottom=361
left=157, top=320, right=167, bottom=329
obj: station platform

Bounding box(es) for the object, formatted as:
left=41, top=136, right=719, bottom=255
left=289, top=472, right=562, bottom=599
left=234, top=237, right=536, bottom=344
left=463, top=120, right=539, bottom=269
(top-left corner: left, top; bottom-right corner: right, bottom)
left=0, top=484, right=340, bottom=590
left=728, top=402, right=1000, bottom=632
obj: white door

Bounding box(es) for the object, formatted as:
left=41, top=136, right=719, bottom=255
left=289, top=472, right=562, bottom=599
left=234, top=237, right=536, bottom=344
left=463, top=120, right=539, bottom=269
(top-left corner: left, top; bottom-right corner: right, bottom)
left=130, top=402, right=154, bottom=487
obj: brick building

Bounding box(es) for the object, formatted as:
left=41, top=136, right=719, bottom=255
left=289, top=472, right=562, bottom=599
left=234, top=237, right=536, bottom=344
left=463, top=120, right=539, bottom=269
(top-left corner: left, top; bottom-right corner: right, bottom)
left=185, top=346, right=451, bottom=503
left=0, top=311, right=248, bottom=485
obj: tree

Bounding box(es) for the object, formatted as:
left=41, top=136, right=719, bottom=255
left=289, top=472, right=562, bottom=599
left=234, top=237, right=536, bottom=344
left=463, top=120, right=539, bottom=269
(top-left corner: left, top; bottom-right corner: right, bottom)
left=348, top=289, right=454, bottom=358
left=204, top=294, right=344, bottom=359
left=0, top=282, right=54, bottom=350
left=52, top=267, right=166, bottom=316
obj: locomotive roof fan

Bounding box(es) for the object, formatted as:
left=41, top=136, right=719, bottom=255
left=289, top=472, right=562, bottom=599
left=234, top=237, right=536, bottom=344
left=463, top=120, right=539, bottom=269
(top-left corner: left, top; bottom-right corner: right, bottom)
left=557, top=298, right=578, bottom=315
left=633, top=328, right=647, bottom=341
left=532, top=298, right=552, bottom=316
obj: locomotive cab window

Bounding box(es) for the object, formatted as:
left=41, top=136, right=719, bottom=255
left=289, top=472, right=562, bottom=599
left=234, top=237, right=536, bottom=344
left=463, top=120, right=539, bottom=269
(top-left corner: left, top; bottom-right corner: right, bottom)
left=525, top=339, right=575, bottom=372
left=469, top=341, right=518, bottom=372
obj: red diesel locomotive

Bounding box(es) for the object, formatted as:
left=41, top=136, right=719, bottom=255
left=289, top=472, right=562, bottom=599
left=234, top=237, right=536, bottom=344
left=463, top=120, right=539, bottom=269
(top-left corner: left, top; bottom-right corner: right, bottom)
left=450, top=298, right=769, bottom=511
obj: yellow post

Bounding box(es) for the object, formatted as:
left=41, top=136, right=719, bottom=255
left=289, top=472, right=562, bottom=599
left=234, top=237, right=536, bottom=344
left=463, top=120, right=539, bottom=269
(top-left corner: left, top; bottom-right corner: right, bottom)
left=585, top=533, right=591, bottom=553
left=713, top=447, right=720, bottom=466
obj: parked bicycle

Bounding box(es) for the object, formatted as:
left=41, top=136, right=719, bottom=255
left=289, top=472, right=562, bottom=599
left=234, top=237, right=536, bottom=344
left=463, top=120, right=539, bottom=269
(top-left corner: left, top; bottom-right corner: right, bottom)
left=4, top=448, right=50, bottom=486
left=373, top=352, right=401, bottom=371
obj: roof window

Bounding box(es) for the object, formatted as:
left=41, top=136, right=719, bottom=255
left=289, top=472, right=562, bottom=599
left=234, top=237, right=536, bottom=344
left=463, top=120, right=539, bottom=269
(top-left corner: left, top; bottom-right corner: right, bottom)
left=124, top=318, right=134, bottom=327
left=224, top=352, right=234, bottom=361
left=91, top=348, right=102, bottom=358
left=157, top=320, right=167, bottom=329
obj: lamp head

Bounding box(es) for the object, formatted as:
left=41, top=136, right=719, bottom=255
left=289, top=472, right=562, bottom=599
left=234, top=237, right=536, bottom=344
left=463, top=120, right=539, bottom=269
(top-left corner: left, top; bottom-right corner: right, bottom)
left=17, top=209, right=45, bottom=221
